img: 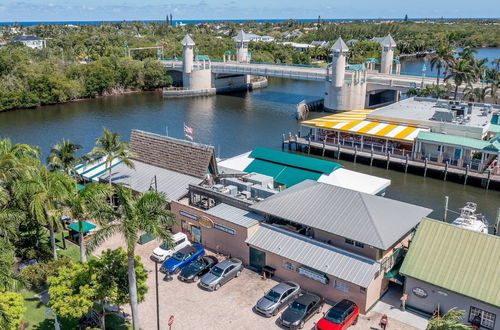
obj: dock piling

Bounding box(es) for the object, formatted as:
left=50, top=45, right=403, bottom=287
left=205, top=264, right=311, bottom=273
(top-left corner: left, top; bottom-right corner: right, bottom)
left=386, top=153, right=390, bottom=170
left=282, top=134, right=285, bottom=151
left=464, top=164, right=469, bottom=185
left=486, top=170, right=491, bottom=190
left=424, top=158, right=428, bottom=177
left=322, top=140, right=326, bottom=157
left=308, top=137, right=311, bottom=155
left=294, top=134, right=299, bottom=151
left=444, top=161, right=449, bottom=181
left=443, top=196, right=449, bottom=222
left=405, top=155, right=409, bottom=173
left=337, top=144, right=341, bottom=160
left=354, top=146, right=358, bottom=163
left=288, top=132, right=292, bottom=150
left=370, top=145, right=374, bottom=167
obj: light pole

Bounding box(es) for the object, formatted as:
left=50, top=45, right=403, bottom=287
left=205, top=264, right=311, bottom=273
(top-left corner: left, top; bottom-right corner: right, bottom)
left=155, top=261, right=160, bottom=330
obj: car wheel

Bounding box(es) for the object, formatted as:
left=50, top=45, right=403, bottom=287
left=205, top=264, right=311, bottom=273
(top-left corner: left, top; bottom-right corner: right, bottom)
left=235, top=270, right=241, bottom=277
left=193, top=275, right=199, bottom=282
left=214, top=283, right=221, bottom=291
left=352, top=315, right=359, bottom=326
left=299, top=320, right=305, bottom=329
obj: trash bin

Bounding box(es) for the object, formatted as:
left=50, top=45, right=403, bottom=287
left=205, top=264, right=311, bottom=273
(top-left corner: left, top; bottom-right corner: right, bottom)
left=138, top=233, right=155, bottom=245
left=262, top=265, right=276, bottom=278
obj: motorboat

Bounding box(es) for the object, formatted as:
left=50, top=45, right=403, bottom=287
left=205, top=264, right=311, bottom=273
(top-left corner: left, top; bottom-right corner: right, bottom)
left=452, top=202, right=489, bottom=234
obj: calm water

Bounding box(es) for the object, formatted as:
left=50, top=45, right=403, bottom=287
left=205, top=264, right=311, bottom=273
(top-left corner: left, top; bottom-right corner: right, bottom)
left=1, top=76, right=499, bottom=222
left=400, top=48, right=500, bottom=77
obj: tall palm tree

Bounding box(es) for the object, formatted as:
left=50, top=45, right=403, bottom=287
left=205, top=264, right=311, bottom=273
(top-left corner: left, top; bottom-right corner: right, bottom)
left=472, top=58, right=488, bottom=82
left=88, top=128, right=135, bottom=187
left=0, top=138, right=39, bottom=183
left=429, top=43, right=455, bottom=86
left=0, top=187, right=23, bottom=242
left=87, top=186, right=175, bottom=330
left=66, top=183, right=113, bottom=262
left=14, top=166, right=74, bottom=260
left=457, top=47, right=477, bottom=61
left=445, top=59, right=475, bottom=100
left=47, top=139, right=84, bottom=175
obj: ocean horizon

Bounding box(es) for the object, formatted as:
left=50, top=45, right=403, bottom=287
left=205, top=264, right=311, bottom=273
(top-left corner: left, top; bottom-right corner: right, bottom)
left=1, top=17, right=499, bottom=26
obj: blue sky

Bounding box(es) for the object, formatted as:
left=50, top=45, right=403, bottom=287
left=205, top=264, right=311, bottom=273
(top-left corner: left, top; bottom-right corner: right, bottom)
left=0, top=0, right=498, bottom=22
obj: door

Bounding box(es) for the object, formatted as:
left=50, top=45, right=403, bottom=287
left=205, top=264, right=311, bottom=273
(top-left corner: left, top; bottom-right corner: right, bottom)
left=191, top=226, right=202, bottom=244
left=249, top=247, right=266, bottom=271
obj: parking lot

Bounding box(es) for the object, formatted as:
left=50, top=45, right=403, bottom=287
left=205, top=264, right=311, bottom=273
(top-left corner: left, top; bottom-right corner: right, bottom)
left=94, top=236, right=421, bottom=330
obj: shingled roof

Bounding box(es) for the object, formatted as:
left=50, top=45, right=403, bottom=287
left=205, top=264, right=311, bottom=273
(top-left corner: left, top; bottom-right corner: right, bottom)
left=129, top=130, right=217, bottom=179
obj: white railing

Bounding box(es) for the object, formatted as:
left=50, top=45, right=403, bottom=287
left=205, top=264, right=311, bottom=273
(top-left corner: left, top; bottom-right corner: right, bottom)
left=211, top=63, right=327, bottom=81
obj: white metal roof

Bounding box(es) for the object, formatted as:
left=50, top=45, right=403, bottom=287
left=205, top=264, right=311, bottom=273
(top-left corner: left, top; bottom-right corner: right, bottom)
left=318, top=168, right=390, bottom=195
left=245, top=224, right=380, bottom=287
left=205, top=203, right=262, bottom=228
left=330, top=37, right=349, bottom=52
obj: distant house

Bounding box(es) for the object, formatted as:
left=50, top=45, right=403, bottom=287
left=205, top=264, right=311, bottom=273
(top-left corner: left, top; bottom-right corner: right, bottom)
left=10, top=35, right=45, bottom=49
left=311, top=40, right=329, bottom=48
left=401, top=219, right=500, bottom=329
left=281, top=42, right=315, bottom=53
left=232, top=32, right=274, bottom=43
left=282, top=30, right=304, bottom=39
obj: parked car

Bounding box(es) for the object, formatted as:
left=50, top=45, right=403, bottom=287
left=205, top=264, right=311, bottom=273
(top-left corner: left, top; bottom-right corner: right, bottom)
left=255, top=281, right=301, bottom=317
left=280, top=293, right=324, bottom=329
left=316, top=299, right=359, bottom=330
left=178, top=255, right=218, bottom=282
left=151, top=232, right=190, bottom=262
left=199, top=258, right=243, bottom=291
left=160, top=244, right=205, bottom=275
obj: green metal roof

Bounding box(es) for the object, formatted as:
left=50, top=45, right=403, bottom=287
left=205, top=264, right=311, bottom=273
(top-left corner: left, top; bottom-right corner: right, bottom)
left=416, top=131, right=499, bottom=152
left=489, top=124, right=500, bottom=134
left=248, top=147, right=341, bottom=174
left=244, top=159, right=322, bottom=187
left=346, top=64, right=365, bottom=71
left=68, top=221, right=96, bottom=233
left=400, top=219, right=500, bottom=307
left=195, top=55, right=210, bottom=61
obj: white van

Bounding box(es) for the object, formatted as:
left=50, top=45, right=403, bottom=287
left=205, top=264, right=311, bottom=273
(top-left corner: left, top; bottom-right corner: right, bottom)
left=151, top=232, right=190, bottom=262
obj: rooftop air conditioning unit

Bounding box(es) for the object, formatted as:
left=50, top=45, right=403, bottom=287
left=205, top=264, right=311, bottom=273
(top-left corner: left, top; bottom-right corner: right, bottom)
left=213, top=184, right=224, bottom=191
left=240, top=191, right=251, bottom=199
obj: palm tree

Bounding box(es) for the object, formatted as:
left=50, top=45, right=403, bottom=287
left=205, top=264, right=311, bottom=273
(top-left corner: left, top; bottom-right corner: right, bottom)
left=0, top=139, right=39, bottom=183
left=87, top=186, right=176, bottom=330
left=445, top=59, right=475, bottom=100
left=88, top=128, right=135, bottom=187
left=0, top=187, right=23, bottom=242
left=47, top=139, right=84, bottom=175
left=430, top=43, right=455, bottom=86
left=457, top=47, right=477, bottom=61
left=493, top=58, right=500, bottom=71
left=14, top=166, right=74, bottom=260
left=427, top=308, right=471, bottom=330
left=66, top=183, right=113, bottom=262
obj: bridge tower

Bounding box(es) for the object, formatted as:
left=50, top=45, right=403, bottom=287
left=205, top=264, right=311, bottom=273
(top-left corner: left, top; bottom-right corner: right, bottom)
left=324, top=37, right=367, bottom=111
left=380, top=34, right=397, bottom=74
left=234, top=30, right=251, bottom=63
left=180, top=34, right=212, bottom=90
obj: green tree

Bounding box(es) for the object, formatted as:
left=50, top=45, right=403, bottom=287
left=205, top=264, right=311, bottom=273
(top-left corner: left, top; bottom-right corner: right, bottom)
left=47, top=139, right=84, bottom=175
left=66, top=183, right=113, bottom=262
left=88, top=128, right=135, bottom=188
left=0, top=139, right=39, bottom=183
left=0, top=187, right=23, bottom=242
left=0, top=291, right=25, bottom=330
left=0, top=238, right=26, bottom=291
left=87, top=187, right=175, bottom=330
left=427, top=308, right=471, bottom=330
left=14, top=166, right=75, bottom=260
left=430, top=43, right=455, bottom=86
left=445, top=59, right=475, bottom=100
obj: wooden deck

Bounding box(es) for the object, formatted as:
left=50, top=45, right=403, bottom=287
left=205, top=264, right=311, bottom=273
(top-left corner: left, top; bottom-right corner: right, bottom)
left=283, top=137, right=500, bottom=190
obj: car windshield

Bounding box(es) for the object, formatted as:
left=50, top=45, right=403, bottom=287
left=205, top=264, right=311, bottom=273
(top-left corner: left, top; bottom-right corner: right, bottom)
left=264, top=290, right=281, bottom=303
left=159, top=242, right=170, bottom=250
left=210, top=266, right=224, bottom=277
left=187, top=260, right=204, bottom=271
left=172, top=251, right=186, bottom=261
left=289, top=301, right=307, bottom=313
left=324, top=308, right=344, bottom=325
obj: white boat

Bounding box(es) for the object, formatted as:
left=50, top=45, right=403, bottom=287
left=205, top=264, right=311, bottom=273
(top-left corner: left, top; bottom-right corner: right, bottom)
left=452, top=202, right=489, bottom=234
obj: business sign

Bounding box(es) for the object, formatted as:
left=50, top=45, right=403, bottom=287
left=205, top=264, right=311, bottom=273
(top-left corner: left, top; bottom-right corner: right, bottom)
left=214, top=223, right=235, bottom=235
left=412, top=287, right=428, bottom=298
left=179, top=210, right=198, bottom=221
left=198, top=215, right=214, bottom=229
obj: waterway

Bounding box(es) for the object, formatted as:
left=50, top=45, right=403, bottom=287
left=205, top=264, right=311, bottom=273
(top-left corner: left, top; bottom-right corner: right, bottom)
left=1, top=59, right=499, bottom=223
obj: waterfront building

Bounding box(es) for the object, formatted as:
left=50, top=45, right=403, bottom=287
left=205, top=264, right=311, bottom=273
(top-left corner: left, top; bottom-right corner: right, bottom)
left=9, top=35, right=45, bottom=49
left=281, top=42, right=316, bottom=53
left=218, top=147, right=390, bottom=195
left=400, top=219, right=500, bottom=329
left=233, top=30, right=251, bottom=63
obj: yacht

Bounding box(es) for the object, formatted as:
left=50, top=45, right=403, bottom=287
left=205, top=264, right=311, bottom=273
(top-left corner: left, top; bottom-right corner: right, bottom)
left=452, top=202, right=489, bottom=234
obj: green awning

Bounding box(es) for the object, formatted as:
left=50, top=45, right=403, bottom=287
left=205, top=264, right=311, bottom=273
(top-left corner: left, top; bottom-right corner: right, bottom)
left=244, top=159, right=322, bottom=188
left=77, top=184, right=85, bottom=191
left=385, top=261, right=404, bottom=285
left=68, top=221, right=96, bottom=233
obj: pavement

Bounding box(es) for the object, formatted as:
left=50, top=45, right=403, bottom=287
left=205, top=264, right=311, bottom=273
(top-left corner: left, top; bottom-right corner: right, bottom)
left=93, top=234, right=424, bottom=330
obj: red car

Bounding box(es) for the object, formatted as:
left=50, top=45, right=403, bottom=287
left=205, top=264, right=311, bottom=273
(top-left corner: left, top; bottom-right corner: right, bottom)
left=316, top=299, right=359, bottom=330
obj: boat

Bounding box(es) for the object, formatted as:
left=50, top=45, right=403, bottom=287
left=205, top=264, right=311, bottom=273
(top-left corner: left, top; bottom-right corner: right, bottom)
left=452, top=202, right=489, bottom=234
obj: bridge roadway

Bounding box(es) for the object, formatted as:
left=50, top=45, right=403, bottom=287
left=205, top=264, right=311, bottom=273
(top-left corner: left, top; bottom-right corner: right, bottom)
left=160, top=60, right=477, bottom=90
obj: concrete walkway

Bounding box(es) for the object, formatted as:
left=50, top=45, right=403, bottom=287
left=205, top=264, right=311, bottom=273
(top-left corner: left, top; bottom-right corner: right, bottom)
left=372, top=286, right=429, bottom=330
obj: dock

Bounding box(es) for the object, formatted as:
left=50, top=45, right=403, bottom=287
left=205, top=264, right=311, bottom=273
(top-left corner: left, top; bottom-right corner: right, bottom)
left=282, top=135, right=500, bottom=190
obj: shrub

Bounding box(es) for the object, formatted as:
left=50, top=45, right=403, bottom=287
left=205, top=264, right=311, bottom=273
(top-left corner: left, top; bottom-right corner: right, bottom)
left=22, top=257, right=73, bottom=289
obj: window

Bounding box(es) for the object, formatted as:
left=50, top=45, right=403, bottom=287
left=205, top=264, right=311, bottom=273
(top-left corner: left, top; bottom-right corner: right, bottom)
left=334, top=280, right=349, bottom=293
left=469, top=306, right=496, bottom=329
left=345, top=238, right=364, bottom=248
left=345, top=238, right=354, bottom=245
left=282, top=260, right=296, bottom=272
left=355, top=241, right=365, bottom=248
left=360, top=287, right=367, bottom=295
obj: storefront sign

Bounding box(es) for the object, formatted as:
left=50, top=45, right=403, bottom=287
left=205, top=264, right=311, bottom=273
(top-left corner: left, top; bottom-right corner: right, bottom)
left=198, top=216, right=214, bottom=229
left=179, top=210, right=198, bottom=221
left=214, top=223, right=235, bottom=235
left=298, top=266, right=329, bottom=284
left=412, top=287, right=428, bottom=298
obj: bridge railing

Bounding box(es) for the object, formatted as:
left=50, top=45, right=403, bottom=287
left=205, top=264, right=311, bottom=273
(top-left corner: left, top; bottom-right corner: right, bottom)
left=212, top=63, right=326, bottom=81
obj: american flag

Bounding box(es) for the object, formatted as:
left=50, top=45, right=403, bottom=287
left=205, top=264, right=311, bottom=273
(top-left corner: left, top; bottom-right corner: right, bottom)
left=184, top=123, right=193, bottom=141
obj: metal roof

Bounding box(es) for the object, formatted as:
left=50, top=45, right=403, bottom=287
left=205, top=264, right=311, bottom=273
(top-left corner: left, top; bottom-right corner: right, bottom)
left=330, top=37, right=349, bottom=52
left=400, top=219, right=500, bottom=307
left=233, top=30, right=251, bottom=42
left=245, top=224, right=380, bottom=287
left=11, top=35, right=41, bottom=41
left=181, top=34, right=195, bottom=46
left=380, top=34, right=397, bottom=48
left=416, top=131, right=500, bottom=151
left=98, top=160, right=202, bottom=201
left=205, top=203, right=262, bottom=228
left=250, top=180, right=432, bottom=250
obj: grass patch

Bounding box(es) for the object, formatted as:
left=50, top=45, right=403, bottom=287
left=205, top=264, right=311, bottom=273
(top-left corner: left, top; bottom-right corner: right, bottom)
left=38, top=229, right=81, bottom=262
